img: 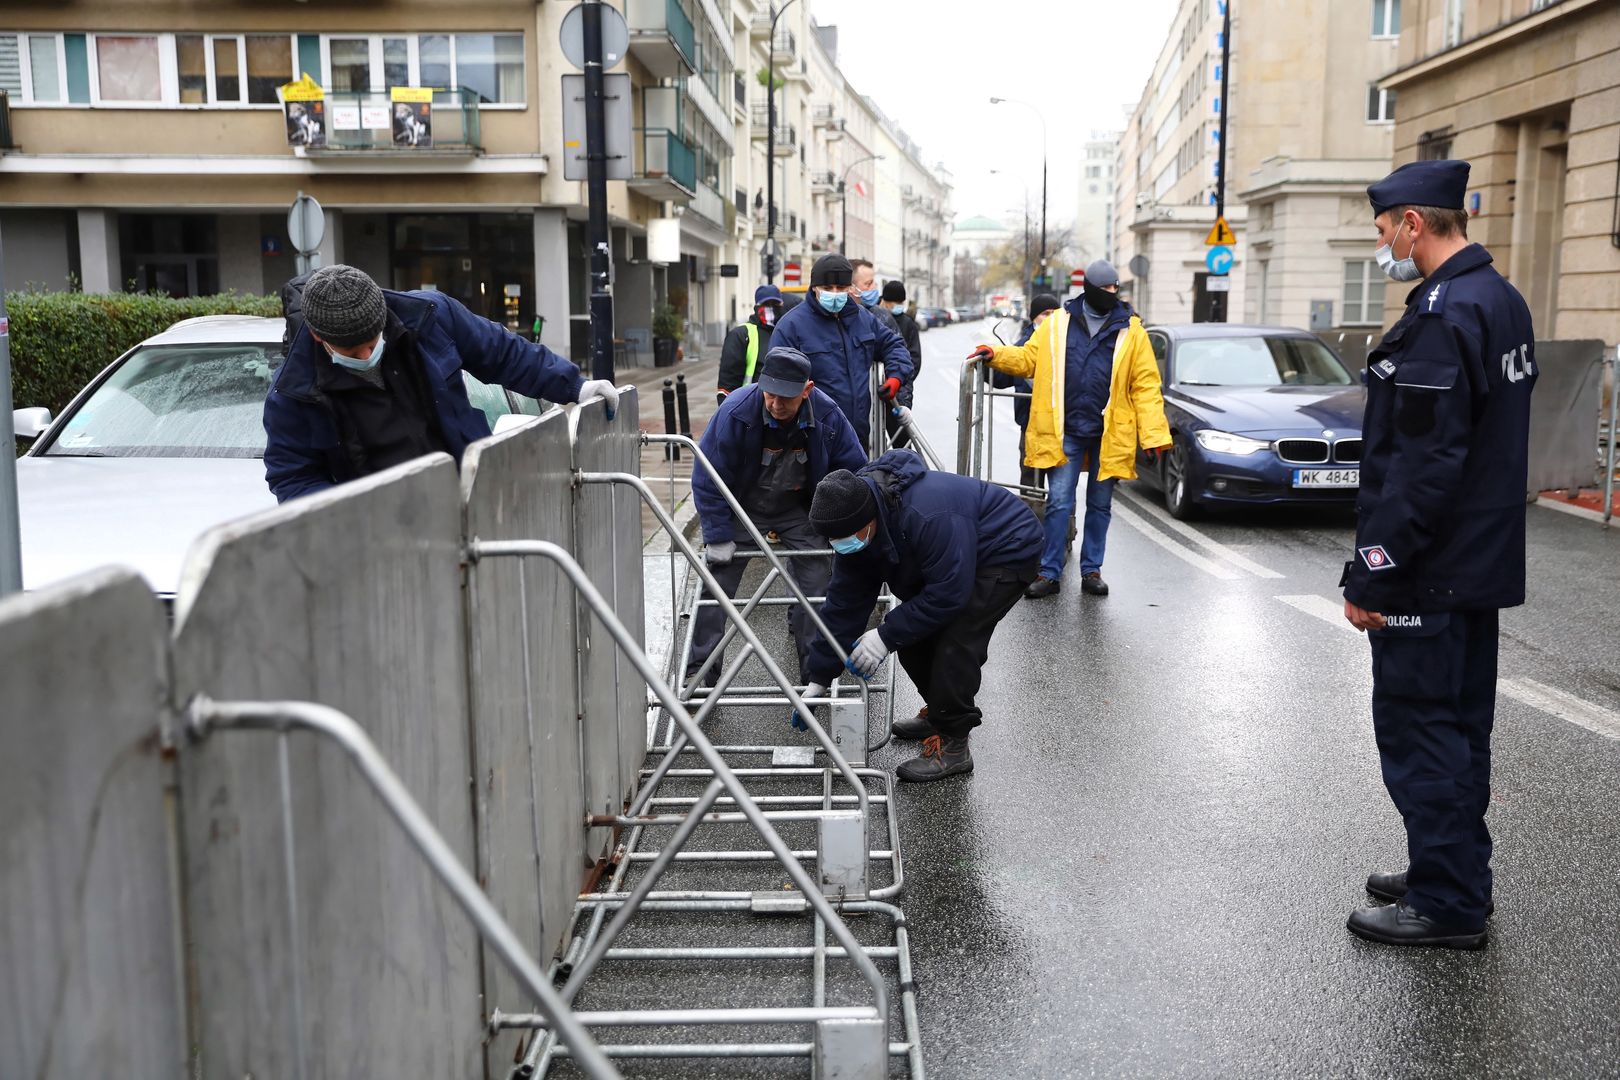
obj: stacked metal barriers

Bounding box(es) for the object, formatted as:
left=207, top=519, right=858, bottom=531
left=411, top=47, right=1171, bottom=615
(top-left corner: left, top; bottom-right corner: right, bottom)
left=2, top=387, right=922, bottom=1079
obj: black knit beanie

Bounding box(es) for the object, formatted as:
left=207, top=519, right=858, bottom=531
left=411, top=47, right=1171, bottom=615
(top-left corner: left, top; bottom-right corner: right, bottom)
left=809, top=469, right=877, bottom=537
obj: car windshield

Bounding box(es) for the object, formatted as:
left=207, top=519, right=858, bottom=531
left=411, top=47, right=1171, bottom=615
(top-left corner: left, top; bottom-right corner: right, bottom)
left=1175, top=336, right=1353, bottom=387
left=43, top=342, right=281, bottom=458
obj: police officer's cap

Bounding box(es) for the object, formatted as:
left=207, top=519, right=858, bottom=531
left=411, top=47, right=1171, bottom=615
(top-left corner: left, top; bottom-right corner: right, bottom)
left=1368, top=159, right=1470, bottom=217
left=754, top=284, right=783, bottom=307
left=758, top=346, right=812, bottom=398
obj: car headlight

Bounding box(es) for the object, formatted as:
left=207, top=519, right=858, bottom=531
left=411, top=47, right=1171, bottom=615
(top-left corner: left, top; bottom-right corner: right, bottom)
left=1193, top=429, right=1271, bottom=456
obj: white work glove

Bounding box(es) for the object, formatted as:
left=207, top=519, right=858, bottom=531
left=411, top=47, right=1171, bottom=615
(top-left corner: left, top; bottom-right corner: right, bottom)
left=705, top=540, right=736, bottom=566
left=792, top=683, right=827, bottom=731
left=890, top=404, right=912, bottom=424
left=576, top=379, right=620, bottom=420
left=850, top=628, right=890, bottom=677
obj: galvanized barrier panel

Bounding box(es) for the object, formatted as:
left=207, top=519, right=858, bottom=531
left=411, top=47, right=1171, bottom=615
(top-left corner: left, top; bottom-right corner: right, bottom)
left=571, top=389, right=647, bottom=849
left=0, top=568, right=183, bottom=1080
left=460, top=411, right=587, bottom=1069
left=170, top=456, right=483, bottom=1079
left=1528, top=339, right=1606, bottom=493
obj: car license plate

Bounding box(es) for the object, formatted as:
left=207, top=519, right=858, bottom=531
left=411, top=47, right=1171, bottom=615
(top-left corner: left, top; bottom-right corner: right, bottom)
left=1292, top=468, right=1359, bottom=489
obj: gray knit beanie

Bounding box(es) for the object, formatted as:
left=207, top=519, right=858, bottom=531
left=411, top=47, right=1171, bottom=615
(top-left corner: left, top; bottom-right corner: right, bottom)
left=303, top=264, right=388, bottom=347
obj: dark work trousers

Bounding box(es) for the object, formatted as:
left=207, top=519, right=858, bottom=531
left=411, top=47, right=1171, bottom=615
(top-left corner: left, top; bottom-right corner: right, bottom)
left=1369, top=609, right=1499, bottom=929
left=687, top=515, right=831, bottom=684
left=896, top=561, right=1038, bottom=739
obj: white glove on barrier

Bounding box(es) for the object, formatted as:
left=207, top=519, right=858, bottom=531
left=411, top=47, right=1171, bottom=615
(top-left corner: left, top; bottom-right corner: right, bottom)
left=576, top=379, right=620, bottom=419
left=850, top=628, right=890, bottom=677
left=705, top=540, right=736, bottom=566
left=804, top=682, right=827, bottom=702
left=890, top=404, right=912, bottom=424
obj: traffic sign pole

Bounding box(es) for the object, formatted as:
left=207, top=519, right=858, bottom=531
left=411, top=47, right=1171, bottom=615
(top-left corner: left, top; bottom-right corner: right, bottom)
left=1212, top=0, right=1232, bottom=322
left=0, top=229, right=22, bottom=596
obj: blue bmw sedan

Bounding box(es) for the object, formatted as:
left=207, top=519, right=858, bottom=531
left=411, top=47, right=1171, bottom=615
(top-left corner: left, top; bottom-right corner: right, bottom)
left=1133, top=324, right=1365, bottom=518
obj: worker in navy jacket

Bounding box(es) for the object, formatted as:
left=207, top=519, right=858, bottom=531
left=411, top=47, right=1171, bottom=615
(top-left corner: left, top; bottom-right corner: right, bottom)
left=1342, top=160, right=1536, bottom=952
left=803, top=449, right=1041, bottom=782
left=768, top=254, right=913, bottom=452
left=687, top=347, right=866, bottom=689
left=264, top=265, right=615, bottom=502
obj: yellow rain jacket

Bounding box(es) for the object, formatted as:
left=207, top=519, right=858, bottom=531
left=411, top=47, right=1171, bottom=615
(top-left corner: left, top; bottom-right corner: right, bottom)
left=985, top=308, right=1172, bottom=480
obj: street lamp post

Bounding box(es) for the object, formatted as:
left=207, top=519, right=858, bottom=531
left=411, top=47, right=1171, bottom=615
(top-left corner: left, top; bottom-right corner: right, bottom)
left=990, top=96, right=1047, bottom=282
left=764, top=0, right=800, bottom=284
left=838, top=152, right=884, bottom=255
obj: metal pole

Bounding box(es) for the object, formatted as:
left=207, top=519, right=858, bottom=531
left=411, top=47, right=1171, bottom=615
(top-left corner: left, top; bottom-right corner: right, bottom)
left=841, top=180, right=848, bottom=254
left=0, top=227, right=21, bottom=598
left=765, top=1, right=798, bottom=283
left=1605, top=350, right=1617, bottom=529
left=583, top=0, right=616, bottom=381
left=186, top=698, right=621, bottom=1080
left=1213, top=0, right=1233, bottom=323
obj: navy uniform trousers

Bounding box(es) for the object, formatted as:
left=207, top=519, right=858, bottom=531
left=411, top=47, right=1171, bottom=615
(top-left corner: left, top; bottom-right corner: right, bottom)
left=1369, top=609, right=1498, bottom=929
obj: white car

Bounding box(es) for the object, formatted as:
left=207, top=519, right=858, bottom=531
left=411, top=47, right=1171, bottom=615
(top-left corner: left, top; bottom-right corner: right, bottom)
left=14, top=314, right=543, bottom=598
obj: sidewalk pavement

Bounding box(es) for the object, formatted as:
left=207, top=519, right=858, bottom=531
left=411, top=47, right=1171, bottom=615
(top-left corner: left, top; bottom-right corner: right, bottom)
left=613, top=354, right=722, bottom=545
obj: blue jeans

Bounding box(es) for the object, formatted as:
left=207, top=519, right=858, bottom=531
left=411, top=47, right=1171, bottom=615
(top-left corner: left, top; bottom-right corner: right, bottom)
left=1040, top=435, right=1115, bottom=580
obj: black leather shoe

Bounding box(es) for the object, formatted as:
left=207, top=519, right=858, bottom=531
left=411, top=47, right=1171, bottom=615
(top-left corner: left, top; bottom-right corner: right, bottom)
left=1347, top=900, right=1487, bottom=950
left=1367, top=870, right=1494, bottom=917
left=1025, top=576, right=1060, bottom=599
left=1080, top=572, right=1109, bottom=596
left=896, top=734, right=973, bottom=782
left=891, top=706, right=933, bottom=741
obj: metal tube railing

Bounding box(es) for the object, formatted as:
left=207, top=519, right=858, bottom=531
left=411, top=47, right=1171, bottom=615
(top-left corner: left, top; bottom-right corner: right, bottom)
left=465, top=539, right=889, bottom=1022
left=184, top=697, right=620, bottom=1080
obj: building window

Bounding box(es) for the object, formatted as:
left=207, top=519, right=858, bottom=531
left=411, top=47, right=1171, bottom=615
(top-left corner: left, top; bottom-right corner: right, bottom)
left=321, top=33, right=524, bottom=104
left=1371, top=0, right=1400, bottom=37
left=1366, top=84, right=1396, bottom=123
left=451, top=33, right=523, bottom=103
left=1342, top=259, right=1386, bottom=325
left=175, top=34, right=292, bottom=105
left=93, top=35, right=163, bottom=102
left=1417, top=127, right=1453, bottom=160
left=1443, top=0, right=1464, bottom=47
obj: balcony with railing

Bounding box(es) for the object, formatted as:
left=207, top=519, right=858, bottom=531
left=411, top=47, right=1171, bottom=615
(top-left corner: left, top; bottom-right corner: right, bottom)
left=748, top=104, right=796, bottom=154
left=629, top=127, right=697, bottom=202
left=304, top=87, right=482, bottom=155
left=770, top=30, right=797, bottom=60
left=811, top=169, right=837, bottom=194
left=627, top=0, right=697, bottom=79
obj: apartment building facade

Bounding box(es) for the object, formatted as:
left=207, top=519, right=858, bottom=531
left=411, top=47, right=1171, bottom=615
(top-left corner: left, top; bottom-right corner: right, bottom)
left=1378, top=0, right=1618, bottom=339
left=1076, top=131, right=1121, bottom=265
left=0, top=0, right=951, bottom=365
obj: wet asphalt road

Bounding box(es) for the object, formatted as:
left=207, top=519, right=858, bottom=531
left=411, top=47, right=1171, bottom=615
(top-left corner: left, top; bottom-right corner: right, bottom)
left=593, top=319, right=1620, bottom=1080
left=881, top=319, right=1620, bottom=1078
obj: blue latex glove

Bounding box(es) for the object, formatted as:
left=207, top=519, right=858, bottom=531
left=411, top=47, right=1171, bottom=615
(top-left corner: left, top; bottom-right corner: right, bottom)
left=791, top=682, right=826, bottom=731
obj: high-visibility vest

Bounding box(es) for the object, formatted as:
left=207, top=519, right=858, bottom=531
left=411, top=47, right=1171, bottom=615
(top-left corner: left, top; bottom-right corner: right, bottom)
left=744, top=322, right=761, bottom=382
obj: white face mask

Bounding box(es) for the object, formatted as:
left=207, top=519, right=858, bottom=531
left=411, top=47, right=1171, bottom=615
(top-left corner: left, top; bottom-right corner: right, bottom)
left=1374, top=221, right=1422, bottom=283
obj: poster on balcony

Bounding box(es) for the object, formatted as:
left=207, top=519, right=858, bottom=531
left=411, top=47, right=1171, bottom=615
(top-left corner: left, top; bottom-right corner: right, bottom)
left=360, top=104, right=390, bottom=131
left=389, top=86, right=433, bottom=149
left=279, top=74, right=326, bottom=148
left=332, top=103, right=360, bottom=131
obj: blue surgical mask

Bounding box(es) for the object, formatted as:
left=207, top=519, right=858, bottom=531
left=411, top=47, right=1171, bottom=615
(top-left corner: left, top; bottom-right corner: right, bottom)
left=830, top=532, right=869, bottom=555
left=1374, top=222, right=1422, bottom=283
left=330, top=335, right=385, bottom=371
left=859, top=288, right=880, bottom=307
left=817, top=289, right=849, bottom=314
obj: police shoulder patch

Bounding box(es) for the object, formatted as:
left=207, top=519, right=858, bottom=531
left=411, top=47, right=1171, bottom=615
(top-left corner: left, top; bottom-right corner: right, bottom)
left=1417, top=280, right=1447, bottom=317
left=1371, top=358, right=1398, bottom=380
left=1358, top=544, right=1397, bottom=571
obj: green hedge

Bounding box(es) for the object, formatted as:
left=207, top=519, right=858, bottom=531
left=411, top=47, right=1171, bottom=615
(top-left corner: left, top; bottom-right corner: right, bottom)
left=6, top=291, right=284, bottom=416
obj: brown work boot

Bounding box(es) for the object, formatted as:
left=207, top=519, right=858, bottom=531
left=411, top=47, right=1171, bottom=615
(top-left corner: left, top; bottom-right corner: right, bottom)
left=891, top=705, right=932, bottom=740
left=896, top=734, right=973, bottom=782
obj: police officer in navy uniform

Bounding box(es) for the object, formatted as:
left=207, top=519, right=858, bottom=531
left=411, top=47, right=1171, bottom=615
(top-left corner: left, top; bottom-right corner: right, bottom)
left=1342, top=160, right=1537, bottom=950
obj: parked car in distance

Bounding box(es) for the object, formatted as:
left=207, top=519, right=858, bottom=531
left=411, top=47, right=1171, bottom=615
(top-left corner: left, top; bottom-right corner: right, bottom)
left=1132, top=324, right=1365, bottom=519
left=915, top=306, right=954, bottom=330
left=14, top=314, right=547, bottom=598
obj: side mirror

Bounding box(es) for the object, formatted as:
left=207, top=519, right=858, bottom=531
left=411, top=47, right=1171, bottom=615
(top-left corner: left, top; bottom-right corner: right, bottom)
left=13, top=407, right=53, bottom=440
left=492, top=412, right=539, bottom=436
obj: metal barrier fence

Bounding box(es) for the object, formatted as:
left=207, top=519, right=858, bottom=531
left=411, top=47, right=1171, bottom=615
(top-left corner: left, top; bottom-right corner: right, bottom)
left=3, top=385, right=925, bottom=1078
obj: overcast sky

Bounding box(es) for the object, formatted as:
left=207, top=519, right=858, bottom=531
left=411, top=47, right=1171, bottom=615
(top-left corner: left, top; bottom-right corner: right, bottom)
left=807, top=0, right=1180, bottom=227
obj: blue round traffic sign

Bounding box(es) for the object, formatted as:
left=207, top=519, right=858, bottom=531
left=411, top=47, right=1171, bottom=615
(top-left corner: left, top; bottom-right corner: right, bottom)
left=1206, top=245, right=1234, bottom=276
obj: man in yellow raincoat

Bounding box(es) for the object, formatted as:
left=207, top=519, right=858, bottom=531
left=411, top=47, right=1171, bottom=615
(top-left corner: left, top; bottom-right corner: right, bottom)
left=968, top=260, right=1171, bottom=598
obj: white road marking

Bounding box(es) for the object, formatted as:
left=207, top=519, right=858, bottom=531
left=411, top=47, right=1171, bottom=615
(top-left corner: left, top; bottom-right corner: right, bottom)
left=1111, top=499, right=1240, bottom=579
left=1114, top=485, right=1286, bottom=579
left=1499, top=679, right=1620, bottom=741
left=1276, top=593, right=1359, bottom=633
